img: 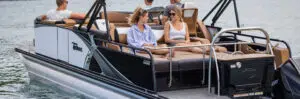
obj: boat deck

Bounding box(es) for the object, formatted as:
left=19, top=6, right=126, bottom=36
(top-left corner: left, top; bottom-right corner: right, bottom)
left=160, top=88, right=273, bottom=99
left=160, top=88, right=229, bottom=99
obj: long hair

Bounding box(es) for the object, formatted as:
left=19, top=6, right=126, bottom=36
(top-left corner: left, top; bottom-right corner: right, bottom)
left=170, top=5, right=183, bottom=22
left=128, top=7, right=148, bottom=25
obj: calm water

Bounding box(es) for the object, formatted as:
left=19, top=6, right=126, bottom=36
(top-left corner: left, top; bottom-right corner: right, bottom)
left=0, top=0, right=299, bottom=98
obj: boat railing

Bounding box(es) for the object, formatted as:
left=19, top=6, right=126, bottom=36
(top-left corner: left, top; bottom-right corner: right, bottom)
left=94, top=38, right=154, bottom=59
left=95, top=31, right=272, bottom=88
left=144, top=41, right=255, bottom=87
left=225, top=31, right=292, bottom=57
left=208, top=27, right=274, bottom=96
left=94, top=27, right=283, bottom=94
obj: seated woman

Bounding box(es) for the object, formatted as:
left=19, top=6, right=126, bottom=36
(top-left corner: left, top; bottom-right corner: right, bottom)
left=163, top=6, right=227, bottom=53
left=127, top=7, right=170, bottom=56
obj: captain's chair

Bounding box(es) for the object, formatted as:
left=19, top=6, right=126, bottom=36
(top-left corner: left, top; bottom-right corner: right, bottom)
left=100, top=11, right=131, bottom=27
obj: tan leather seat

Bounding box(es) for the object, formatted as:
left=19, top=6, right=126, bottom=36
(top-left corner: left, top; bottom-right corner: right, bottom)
left=181, top=8, right=227, bottom=52
left=101, top=11, right=131, bottom=27
left=273, top=47, right=290, bottom=68
left=182, top=8, right=198, bottom=37
left=181, top=8, right=211, bottom=42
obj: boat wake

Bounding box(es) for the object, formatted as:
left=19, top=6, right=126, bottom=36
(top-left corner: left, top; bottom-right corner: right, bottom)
left=0, top=39, right=29, bottom=98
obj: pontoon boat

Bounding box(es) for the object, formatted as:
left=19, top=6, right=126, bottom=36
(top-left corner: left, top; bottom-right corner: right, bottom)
left=15, top=0, right=300, bottom=98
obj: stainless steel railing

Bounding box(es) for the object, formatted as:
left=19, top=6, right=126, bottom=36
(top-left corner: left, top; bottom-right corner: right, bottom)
left=146, top=41, right=255, bottom=87
left=208, top=27, right=274, bottom=96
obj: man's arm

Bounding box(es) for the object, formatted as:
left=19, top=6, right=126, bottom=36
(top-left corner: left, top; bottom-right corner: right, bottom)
left=70, top=12, right=86, bottom=19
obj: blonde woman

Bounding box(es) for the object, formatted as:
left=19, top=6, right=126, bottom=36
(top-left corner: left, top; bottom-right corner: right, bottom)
left=127, top=7, right=171, bottom=56
left=164, top=6, right=227, bottom=53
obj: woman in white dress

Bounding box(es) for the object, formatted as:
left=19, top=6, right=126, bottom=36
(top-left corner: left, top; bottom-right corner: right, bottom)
left=163, top=6, right=227, bottom=53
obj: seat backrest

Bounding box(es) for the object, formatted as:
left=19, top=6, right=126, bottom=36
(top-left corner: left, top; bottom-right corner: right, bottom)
left=182, top=8, right=198, bottom=36
left=114, top=27, right=131, bottom=44
left=101, top=11, right=131, bottom=27
left=273, top=47, right=290, bottom=68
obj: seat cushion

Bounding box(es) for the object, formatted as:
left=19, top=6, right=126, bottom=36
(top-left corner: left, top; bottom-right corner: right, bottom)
left=138, top=51, right=210, bottom=72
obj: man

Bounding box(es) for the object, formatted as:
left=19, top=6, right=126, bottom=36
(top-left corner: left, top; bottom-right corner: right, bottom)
left=162, top=0, right=183, bottom=24
left=42, top=0, right=86, bottom=20
left=143, top=0, right=154, bottom=10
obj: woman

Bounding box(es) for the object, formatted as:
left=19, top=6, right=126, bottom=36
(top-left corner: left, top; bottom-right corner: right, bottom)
left=127, top=7, right=170, bottom=56
left=164, top=6, right=227, bottom=53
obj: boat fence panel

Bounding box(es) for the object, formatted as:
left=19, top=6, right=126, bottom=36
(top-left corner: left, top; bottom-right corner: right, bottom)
left=97, top=46, right=156, bottom=91
left=35, top=26, right=58, bottom=59
left=58, top=28, right=70, bottom=62
left=68, top=31, right=90, bottom=68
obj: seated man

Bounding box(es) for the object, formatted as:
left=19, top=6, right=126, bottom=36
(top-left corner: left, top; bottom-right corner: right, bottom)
left=42, top=0, right=86, bottom=21
left=127, top=7, right=170, bottom=56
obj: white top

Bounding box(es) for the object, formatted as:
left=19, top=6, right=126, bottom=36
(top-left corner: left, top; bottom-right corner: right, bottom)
left=168, top=21, right=186, bottom=39
left=46, top=9, right=72, bottom=21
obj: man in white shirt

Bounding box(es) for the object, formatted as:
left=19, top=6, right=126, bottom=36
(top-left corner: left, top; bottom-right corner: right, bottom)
left=42, top=0, right=86, bottom=21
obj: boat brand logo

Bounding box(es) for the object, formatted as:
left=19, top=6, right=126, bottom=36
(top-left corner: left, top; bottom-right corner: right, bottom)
left=143, top=60, right=151, bottom=66
left=230, top=62, right=242, bottom=69
left=72, top=42, right=83, bottom=52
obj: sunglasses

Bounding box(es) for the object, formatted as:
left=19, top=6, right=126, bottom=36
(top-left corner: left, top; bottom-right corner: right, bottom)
left=169, top=12, right=176, bottom=16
